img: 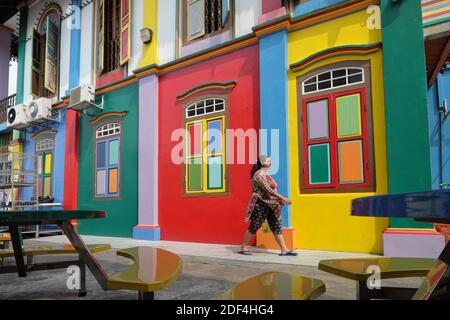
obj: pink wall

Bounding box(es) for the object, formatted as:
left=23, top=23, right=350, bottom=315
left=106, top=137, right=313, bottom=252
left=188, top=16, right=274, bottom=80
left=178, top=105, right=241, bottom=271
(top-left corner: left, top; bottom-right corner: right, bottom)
left=262, top=0, right=283, bottom=14
left=158, top=45, right=260, bottom=244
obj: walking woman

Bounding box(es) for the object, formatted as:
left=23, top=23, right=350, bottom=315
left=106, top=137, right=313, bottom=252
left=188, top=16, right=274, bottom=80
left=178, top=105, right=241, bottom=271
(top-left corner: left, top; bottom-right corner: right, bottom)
left=239, top=155, right=297, bottom=256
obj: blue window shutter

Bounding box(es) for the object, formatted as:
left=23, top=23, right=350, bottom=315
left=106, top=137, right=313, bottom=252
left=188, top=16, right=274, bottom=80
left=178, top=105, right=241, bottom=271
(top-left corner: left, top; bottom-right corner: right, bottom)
left=221, top=0, right=230, bottom=27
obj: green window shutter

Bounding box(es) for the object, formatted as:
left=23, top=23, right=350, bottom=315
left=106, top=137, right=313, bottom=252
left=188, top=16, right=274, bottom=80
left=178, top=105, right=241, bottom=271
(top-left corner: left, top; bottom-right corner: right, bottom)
left=308, top=144, right=331, bottom=185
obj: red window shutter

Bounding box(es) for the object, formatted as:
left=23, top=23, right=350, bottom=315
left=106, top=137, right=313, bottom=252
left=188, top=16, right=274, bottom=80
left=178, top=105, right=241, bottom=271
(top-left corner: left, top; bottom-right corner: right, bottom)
left=120, top=0, right=131, bottom=66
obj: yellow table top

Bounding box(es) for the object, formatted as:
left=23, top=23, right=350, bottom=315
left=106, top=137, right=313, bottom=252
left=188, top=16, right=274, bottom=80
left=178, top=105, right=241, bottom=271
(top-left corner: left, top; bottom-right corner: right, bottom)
left=107, top=247, right=183, bottom=292
left=216, top=272, right=326, bottom=300
left=319, top=257, right=435, bottom=281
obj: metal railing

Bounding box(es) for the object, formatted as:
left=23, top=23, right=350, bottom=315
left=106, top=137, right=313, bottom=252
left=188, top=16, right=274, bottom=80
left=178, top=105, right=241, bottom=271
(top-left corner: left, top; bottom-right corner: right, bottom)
left=0, top=94, right=16, bottom=123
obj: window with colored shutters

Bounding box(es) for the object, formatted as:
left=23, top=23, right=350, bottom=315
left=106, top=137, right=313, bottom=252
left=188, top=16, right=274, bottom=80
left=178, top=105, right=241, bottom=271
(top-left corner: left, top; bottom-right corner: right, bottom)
left=31, top=8, right=60, bottom=98
left=35, top=138, right=55, bottom=198
left=297, top=62, right=375, bottom=193
left=95, top=123, right=121, bottom=199
left=96, top=0, right=131, bottom=75
left=185, top=0, right=230, bottom=42
left=184, top=98, right=227, bottom=195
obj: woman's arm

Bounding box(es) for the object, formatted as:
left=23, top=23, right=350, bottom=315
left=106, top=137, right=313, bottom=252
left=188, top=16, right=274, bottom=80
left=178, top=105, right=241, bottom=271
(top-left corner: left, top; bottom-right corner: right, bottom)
left=254, top=173, right=291, bottom=204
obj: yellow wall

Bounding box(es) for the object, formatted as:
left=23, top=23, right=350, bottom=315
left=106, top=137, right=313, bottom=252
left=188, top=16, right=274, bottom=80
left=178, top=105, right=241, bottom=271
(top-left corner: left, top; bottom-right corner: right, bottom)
left=139, top=0, right=159, bottom=67
left=288, top=10, right=389, bottom=254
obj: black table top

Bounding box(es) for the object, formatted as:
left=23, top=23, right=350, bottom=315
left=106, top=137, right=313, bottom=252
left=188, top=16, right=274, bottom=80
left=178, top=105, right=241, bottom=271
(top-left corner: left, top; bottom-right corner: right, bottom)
left=351, top=189, right=450, bottom=223
left=0, top=210, right=106, bottom=225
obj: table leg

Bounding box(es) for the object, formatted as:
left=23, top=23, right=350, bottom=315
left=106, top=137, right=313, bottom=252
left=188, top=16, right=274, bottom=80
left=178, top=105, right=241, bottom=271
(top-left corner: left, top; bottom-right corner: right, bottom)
left=78, top=252, right=87, bottom=297
left=58, top=221, right=109, bottom=291
left=138, top=292, right=154, bottom=300
left=413, top=241, right=450, bottom=300
left=9, top=224, right=26, bottom=277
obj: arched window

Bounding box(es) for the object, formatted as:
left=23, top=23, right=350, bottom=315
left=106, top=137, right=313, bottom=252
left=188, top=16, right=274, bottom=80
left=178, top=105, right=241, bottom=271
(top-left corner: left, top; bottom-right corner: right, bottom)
left=297, top=61, right=375, bottom=193
left=35, top=137, right=55, bottom=197
left=185, top=98, right=225, bottom=119
left=302, top=67, right=364, bottom=94
left=95, top=122, right=121, bottom=198
left=184, top=96, right=227, bottom=194
left=32, top=7, right=61, bottom=98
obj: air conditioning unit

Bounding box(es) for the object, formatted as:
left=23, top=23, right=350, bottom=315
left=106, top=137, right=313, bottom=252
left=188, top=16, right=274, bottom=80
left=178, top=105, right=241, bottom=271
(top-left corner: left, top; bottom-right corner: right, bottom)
left=6, top=104, right=28, bottom=129
left=69, top=84, right=98, bottom=112
left=26, top=98, right=53, bottom=124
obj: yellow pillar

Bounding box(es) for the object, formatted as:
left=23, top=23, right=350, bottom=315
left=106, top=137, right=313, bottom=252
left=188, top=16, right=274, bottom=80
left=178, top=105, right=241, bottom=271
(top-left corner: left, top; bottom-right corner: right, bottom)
left=139, top=0, right=159, bottom=67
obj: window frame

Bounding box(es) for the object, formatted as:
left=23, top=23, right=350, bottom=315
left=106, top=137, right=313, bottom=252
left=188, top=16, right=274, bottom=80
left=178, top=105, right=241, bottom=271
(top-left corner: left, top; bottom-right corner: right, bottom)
left=182, top=94, right=229, bottom=197
left=180, top=0, right=232, bottom=47
left=35, top=137, right=55, bottom=198
left=297, top=60, right=376, bottom=194
left=32, top=6, right=61, bottom=99
left=93, top=121, right=123, bottom=200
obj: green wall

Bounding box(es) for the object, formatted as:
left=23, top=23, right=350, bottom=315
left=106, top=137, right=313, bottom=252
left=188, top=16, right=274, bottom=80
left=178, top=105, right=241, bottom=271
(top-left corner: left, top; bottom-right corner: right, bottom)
left=381, top=0, right=432, bottom=228
left=77, top=84, right=139, bottom=237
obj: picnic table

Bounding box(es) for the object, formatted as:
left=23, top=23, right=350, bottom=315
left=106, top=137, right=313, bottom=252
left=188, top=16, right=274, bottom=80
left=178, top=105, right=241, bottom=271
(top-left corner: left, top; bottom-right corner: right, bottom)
left=0, top=210, right=183, bottom=299
left=351, top=189, right=450, bottom=300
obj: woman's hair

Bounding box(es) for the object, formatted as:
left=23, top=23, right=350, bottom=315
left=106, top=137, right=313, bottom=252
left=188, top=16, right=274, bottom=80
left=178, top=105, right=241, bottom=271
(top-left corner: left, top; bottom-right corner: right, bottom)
left=250, top=155, right=268, bottom=179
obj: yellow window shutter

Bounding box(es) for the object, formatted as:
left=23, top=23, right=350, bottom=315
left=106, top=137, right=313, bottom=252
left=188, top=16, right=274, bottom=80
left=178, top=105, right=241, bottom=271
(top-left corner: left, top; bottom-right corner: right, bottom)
left=96, top=0, right=105, bottom=75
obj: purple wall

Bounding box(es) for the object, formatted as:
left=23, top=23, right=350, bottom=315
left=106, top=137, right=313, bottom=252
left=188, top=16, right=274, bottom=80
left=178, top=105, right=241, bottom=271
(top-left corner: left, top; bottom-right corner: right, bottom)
left=134, top=74, right=160, bottom=240
left=0, top=28, right=11, bottom=99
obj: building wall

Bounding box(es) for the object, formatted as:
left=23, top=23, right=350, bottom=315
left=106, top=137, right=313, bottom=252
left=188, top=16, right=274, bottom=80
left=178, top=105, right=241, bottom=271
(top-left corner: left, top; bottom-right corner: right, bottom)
left=22, top=0, right=72, bottom=103
left=158, top=45, right=260, bottom=244
left=428, top=68, right=450, bottom=190
left=0, top=28, right=11, bottom=99
left=22, top=115, right=67, bottom=205
left=235, top=0, right=262, bottom=38
left=77, top=84, right=139, bottom=237
left=156, top=0, right=262, bottom=64
left=287, top=9, right=389, bottom=253
left=293, top=0, right=347, bottom=17
left=157, top=0, right=177, bottom=64
left=79, top=2, right=94, bottom=87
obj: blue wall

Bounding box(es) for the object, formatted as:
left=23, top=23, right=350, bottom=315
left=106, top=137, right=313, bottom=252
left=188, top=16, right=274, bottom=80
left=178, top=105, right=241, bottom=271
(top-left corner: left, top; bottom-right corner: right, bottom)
left=22, top=112, right=67, bottom=205
left=293, top=0, right=347, bottom=17
left=428, top=67, right=450, bottom=190
left=259, top=30, right=290, bottom=227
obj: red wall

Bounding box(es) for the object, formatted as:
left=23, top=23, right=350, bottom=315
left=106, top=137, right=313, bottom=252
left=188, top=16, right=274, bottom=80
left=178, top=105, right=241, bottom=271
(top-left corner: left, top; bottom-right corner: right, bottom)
left=159, top=45, right=260, bottom=244
left=262, top=0, right=283, bottom=14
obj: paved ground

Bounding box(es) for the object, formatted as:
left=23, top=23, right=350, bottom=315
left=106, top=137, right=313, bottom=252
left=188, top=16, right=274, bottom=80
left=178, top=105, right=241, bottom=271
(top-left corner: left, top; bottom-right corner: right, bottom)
left=0, top=235, right=423, bottom=300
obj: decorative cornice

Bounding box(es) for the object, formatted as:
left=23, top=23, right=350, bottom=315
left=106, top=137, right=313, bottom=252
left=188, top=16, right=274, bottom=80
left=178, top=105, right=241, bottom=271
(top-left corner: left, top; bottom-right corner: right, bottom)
left=31, top=130, right=57, bottom=140
left=89, top=112, right=128, bottom=124
left=290, top=0, right=379, bottom=32
left=289, top=43, right=382, bottom=73
left=134, top=34, right=258, bottom=78
left=176, top=81, right=237, bottom=102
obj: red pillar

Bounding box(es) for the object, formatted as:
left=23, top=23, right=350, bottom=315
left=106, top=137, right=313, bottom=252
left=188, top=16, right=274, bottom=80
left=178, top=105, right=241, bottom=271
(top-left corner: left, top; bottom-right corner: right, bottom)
left=64, top=110, right=79, bottom=226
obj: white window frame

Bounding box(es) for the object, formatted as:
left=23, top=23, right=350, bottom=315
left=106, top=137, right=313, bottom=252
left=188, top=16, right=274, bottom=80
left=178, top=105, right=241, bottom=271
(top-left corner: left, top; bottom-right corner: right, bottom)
left=35, top=139, right=55, bottom=152
left=302, top=67, right=365, bottom=95
left=96, top=123, right=121, bottom=139
left=186, top=98, right=226, bottom=119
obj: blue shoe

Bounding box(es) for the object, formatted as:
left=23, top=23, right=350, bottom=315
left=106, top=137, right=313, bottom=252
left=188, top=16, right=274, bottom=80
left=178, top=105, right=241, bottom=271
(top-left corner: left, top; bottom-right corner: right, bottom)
left=279, top=251, right=298, bottom=256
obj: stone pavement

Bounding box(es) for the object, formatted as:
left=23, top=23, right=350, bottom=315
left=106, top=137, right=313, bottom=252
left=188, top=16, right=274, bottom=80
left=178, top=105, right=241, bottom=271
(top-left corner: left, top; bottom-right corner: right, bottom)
left=0, top=235, right=423, bottom=300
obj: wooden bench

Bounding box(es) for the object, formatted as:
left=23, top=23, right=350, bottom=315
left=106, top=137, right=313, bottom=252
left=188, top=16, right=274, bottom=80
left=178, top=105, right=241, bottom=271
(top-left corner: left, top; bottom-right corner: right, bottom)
left=0, top=233, right=11, bottom=249
left=319, top=257, right=435, bottom=300
left=107, top=247, right=183, bottom=300
left=216, top=272, right=326, bottom=300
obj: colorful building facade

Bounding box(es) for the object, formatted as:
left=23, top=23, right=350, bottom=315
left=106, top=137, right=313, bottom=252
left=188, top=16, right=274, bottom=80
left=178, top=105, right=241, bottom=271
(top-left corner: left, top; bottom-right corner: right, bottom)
left=0, top=0, right=448, bottom=255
